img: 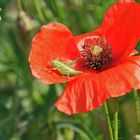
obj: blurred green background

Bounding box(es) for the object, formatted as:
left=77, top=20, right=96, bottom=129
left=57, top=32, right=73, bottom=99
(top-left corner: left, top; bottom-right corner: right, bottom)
left=0, top=0, right=140, bottom=140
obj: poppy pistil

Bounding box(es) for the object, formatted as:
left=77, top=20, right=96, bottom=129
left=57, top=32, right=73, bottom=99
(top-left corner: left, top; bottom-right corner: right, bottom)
left=81, top=36, right=112, bottom=70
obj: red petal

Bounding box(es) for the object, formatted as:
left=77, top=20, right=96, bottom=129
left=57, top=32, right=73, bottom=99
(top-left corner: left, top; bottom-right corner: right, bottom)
left=119, top=0, right=135, bottom=2
left=102, top=1, right=140, bottom=63
left=74, top=28, right=102, bottom=51
left=98, top=56, right=140, bottom=97
left=130, top=50, right=139, bottom=56
left=55, top=56, right=140, bottom=115
left=74, top=28, right=102, bottom=43
left=55, top=73, right=110, bottom=115
left=29, top=22, right=80, bottom=84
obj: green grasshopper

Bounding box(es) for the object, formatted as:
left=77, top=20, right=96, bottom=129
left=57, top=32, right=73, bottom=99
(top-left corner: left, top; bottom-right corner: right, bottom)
left=51, top=58, right=83, bottom=76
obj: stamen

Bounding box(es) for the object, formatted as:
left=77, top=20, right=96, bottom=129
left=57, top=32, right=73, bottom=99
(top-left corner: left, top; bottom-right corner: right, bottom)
left=80, top=36, right=112, bottom=71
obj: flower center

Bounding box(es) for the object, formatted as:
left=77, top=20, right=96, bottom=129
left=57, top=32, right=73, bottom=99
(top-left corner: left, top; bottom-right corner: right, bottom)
left=80, top=36, right=112, bottom=70
left=91, top=45, right=103, bottom=56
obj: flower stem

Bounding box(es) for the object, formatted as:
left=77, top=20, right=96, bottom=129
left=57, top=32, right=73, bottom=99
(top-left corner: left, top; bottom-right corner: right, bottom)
left=114, top=98, right=119, bottom=140
left=104, top=101, right=114, bottom=140
left=134, top=90, right=140, bottom=134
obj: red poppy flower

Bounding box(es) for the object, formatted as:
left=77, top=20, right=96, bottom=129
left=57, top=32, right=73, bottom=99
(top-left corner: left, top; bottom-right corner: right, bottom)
left=29, top=0, right=140, bottom=115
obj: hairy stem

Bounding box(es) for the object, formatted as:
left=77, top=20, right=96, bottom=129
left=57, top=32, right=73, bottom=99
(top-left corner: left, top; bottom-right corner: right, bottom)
left=114, top=98, right=119, bottom=140
left=104, top=101, right=114, bottom=140
left=134, top=90, right=140, bottom=134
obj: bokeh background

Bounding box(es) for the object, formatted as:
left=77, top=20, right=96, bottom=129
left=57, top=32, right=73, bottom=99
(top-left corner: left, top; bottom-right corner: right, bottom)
left=0, top=0, right=140, bottom=140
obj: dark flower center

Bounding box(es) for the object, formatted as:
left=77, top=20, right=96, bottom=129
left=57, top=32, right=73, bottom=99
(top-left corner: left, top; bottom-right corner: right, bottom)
left=80, top=36, right=112, bottom=70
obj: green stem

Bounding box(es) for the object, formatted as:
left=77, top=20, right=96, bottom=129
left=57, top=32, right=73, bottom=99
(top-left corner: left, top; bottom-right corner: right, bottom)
left=134, top=90, right=140, bottom=134
left=104, top=101, right=114, bottom=140
left=114, top=98, right=119, bottom=140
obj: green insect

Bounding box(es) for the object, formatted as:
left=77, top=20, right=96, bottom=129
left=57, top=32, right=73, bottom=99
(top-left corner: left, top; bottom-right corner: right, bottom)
left=51, top=58, right=83, bottom=76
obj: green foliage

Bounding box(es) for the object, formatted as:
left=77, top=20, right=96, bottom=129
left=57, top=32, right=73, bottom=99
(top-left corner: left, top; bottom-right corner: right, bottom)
left=0, top=0, right=140, bottom=140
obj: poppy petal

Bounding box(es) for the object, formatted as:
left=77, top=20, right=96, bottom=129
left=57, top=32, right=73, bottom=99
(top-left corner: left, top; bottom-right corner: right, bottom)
left=74, top=28, right=102, bottom=43
left=55, top=73, right=110, bottom=115
left=98, top=56, right=140, bottom=97
left=74, top=28, right=102, bottom=51
left=55, top=56, right=140, bottom=114
left=130, top=50, right=139, bottom=56
left=119, top=0, right=135, bottom=2
left=29, top=22, right=80, bottom=84
left=102, top=1, right=140, bottom=63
